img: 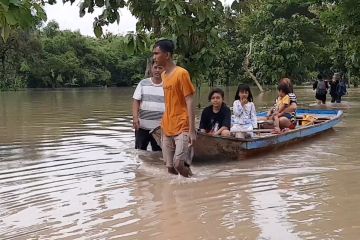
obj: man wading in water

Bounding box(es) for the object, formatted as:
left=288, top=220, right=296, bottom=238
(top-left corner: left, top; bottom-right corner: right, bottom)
left=132, top=61, right=165, bottom=151
left=152, top=39, right=196, bottom=177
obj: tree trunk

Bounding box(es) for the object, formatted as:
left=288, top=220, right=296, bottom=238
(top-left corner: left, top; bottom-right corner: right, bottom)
left=243, top=39, right=264, bottom=92
left=197, top=84, right=201, bottom=109
left=1, top=55, right=6, bottom=85
left=50, top=70, right=58, bottom=88
left=152, top=18, right=162, bottom=38
left=144, top=57, right=152, bottom=78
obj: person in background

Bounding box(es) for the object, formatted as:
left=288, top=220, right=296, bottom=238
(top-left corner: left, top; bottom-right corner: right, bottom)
left=230, top=84, right=257, bottom=138
left=199, top=88, right=231, bottom=137
left=132, top=61, right=165, bottom=151
left=329, top=73, right=340, bottom=103
left=153, top=39, right=196, bottom=178
left=336, top=75, right=348, bottom=103
left=313, top=74, right=329, bottom=104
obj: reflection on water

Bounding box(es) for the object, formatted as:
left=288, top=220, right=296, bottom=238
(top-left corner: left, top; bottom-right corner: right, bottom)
left=1, top=87, right=360, bottom=239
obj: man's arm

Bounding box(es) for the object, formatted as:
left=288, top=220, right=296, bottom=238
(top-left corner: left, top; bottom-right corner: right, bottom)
left=313, top=81, right=317, bottom=90
left=132, top=99, right=141, bottom=131
left=185, top=94, right=196, bottom=145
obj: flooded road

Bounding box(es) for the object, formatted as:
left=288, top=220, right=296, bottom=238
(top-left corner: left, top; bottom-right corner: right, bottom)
left=1, top=87, right=359, bottom=239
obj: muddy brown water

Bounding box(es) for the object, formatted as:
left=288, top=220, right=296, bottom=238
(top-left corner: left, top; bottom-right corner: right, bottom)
left=1, top=87, right=359, bottom=240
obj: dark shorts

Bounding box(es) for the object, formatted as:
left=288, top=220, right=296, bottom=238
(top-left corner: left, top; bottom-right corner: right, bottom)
left=331, top=95, right=342, bottom=103
left=135, top=128, right=161, bottom=151
left=283, top=113, right=296, bottom=121
left=283, top=113, right=297, bottom=129
left=316, top=93, right=327, bottom=103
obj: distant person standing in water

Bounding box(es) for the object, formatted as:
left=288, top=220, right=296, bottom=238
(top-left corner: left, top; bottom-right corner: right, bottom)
left=153, top=39, right=196, bottom=178
left=329, top=73, right=340, bottom=103
left=313, top=74, right=329, bottom=104
left=132, top=61, right=165, bottom=151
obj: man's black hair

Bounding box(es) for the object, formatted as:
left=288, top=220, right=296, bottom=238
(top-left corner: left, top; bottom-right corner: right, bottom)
left=154, top=39, right=175, bottom=55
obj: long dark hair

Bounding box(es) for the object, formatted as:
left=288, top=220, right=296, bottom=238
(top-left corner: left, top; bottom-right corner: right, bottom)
left=235, top=84, right=253, bottom=102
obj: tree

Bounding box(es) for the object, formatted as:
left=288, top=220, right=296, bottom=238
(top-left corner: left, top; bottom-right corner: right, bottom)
left=0, top=29, right=42, bottom=89
left=0, top=0, right=46, bottom=41
left=319, top=0, right=360, bottom=86
left=66, top=0, right=224, bottom=86
left=236, top=0, right=327, bottom=85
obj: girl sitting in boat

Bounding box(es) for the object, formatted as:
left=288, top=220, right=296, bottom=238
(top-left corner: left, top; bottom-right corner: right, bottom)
left=258, top=78, right=297, bottom=131
left=199, top=88, right=231, bottom=136
left=268, top=83, right=296, bottom=133
left=230, top=84, right=257, bottom=138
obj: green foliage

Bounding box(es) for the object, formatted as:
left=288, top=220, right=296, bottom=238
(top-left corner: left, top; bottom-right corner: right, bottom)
left=236, top=0, right=327, bottom=85
left=3, top=0, right=360, bottom=90
left=123, top=0, right=225, bottom=87
left=318, top=0, right=360, bottom=83
left=1, top=21, right=148, bottom=90
left=0, top=0, right=47, bottom=41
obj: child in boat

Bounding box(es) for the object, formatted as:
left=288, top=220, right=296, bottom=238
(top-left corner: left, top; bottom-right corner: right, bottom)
left=268, top=83, right=296, bottom=133
left=199, top=88, right=231, bottom=136
left=230, top=84, right=257, bottom=138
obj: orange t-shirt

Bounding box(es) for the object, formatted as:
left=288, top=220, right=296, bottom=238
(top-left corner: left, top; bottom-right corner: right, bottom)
left=161, top=66, right=195, bottom=136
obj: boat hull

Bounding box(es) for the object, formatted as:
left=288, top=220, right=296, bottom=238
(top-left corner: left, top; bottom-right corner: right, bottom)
left=193, top=109, right=343, bottom=160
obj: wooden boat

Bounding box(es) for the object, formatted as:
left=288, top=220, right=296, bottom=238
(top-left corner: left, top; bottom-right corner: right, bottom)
left=193, top=109, right=343, bottom=160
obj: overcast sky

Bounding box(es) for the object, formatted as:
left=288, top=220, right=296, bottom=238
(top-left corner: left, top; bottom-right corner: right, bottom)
left=44, top=0, right=234, bottom=37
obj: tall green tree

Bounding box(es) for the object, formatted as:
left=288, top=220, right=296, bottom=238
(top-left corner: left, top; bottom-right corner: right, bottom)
left=236, top=0, right=327, bottom=85
left=69, top=0, right=225, bottom=88
left=319, top=0, right=360, bottom=85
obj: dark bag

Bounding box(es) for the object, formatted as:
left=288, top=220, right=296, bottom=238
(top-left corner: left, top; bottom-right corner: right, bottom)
left=337, top=81, right=347, bottom=97
left=316, top=80, right=327, bottom=95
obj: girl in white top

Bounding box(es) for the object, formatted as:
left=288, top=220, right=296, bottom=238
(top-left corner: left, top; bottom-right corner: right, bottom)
left=230, top=84, right=257, bottom=138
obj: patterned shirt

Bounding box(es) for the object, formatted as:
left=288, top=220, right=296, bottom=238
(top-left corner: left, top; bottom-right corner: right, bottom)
left=289, top=93, right=297, bottom=104
left=232, top=100, right=257, bottom=128
left=133, top=78, right=165, bottom=130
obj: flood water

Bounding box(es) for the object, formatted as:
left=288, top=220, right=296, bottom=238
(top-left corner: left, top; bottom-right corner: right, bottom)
left=1, top=87, right=359, bottom=240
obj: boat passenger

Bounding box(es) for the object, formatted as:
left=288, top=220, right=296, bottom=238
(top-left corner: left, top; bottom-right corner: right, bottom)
left=259, top=77, right=297, bottom=131
left=230, top=84, right=257, bottom=138
left=268, top=83, right=296, bottom=134
left=280, top=77, right=297, bottom=115
left=199, top=88, right=231, bottom=137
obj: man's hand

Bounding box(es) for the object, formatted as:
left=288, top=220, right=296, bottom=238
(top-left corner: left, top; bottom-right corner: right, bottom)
left=188, top=130, right=197, bottom=147
left=133, top=118, right=140, bottom=131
